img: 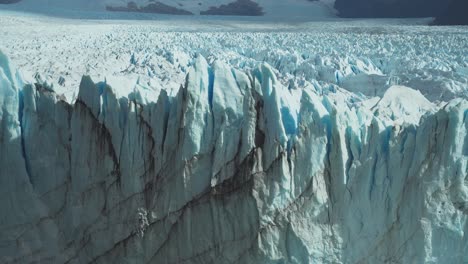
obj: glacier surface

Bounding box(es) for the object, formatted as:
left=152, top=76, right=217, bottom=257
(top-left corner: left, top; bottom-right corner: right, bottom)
left=0, top=14, right=467, bottom=264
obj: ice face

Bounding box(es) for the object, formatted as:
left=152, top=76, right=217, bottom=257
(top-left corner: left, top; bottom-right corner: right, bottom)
left=0, top=10, right=467, bottom=264
left=1, top=46, right=467, bottom=263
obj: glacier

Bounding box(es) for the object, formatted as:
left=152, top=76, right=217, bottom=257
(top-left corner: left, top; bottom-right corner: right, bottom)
left=1, top=39, right=467, bottom=264
left=1, top=12, right=466, bottom=105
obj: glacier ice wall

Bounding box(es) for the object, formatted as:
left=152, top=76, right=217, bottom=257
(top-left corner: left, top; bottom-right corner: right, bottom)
left=0, top=50, right=467, bottom=263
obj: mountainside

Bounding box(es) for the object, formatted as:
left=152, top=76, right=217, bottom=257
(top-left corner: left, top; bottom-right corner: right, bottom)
left=434, top=0, right=468, bottom=25
left=334, top=0, right=446, bottom=18
left=0, top=0, right=335, bottom=19
left=0, top=14, right=468, bottom=262
left=0, top=0, right=21, bottom=4
left=334, top=0, right=468, bottom=25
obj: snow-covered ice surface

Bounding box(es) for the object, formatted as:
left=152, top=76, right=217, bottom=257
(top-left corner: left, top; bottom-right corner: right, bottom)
left=0, top=10, right=468, bottom=264
left=0, top=11, right=465, bottom=103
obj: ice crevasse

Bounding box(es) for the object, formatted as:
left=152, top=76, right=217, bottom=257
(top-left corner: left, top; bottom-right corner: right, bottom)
left=0, top=49, right=467, bottom=263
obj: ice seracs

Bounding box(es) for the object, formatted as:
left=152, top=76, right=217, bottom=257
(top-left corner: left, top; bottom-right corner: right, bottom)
left=1, top=12, right=467, bottom=104
left=1, top=2, right=467, bottom=262
left=373, top=85, right=436, bottom=126
left=1, top=47, right=467, bottom=263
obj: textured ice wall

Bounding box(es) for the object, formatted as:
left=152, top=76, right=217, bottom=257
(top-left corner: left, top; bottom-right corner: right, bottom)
left=0, top=50, right=467, bottom=263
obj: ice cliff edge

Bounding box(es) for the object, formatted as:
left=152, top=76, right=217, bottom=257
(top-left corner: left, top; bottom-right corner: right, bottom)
left=1, top=50, right=467, bottom=263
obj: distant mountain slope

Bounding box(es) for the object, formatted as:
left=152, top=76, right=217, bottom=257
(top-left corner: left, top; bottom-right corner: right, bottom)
left=200, top=0, right=264, bottom=16
left=0, top=0, right=21, bottom=4
left=107, top=1, right=194, bottom=15
left=434, top=0, right=468, bottom=25
left=0, top=0, right=335, bottom=20
left=334, top=0, right=468, bottom=25
left=334, top=0, right=447, bottom=18
left=333, top=0, right=468, bottom=25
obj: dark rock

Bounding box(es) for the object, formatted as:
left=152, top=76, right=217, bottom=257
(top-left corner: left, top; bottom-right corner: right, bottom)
left=334, top=0, right=448, bottom=18
left=334, top=0, right=468, bottom=25
left=200, top=0, right=264, bottom=16
left=434, top=0, right=468, bottom=25
left=140, top=2, right=193, bottom=15
left=0, top=0, right=21, bottom=4
left=106, top=1, right=193, bottom=15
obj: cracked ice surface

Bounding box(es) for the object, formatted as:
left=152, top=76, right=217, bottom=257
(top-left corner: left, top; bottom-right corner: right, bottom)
left=0, top=12, right=467, bottom=103
left=0, top=12, right=468, bottom=264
